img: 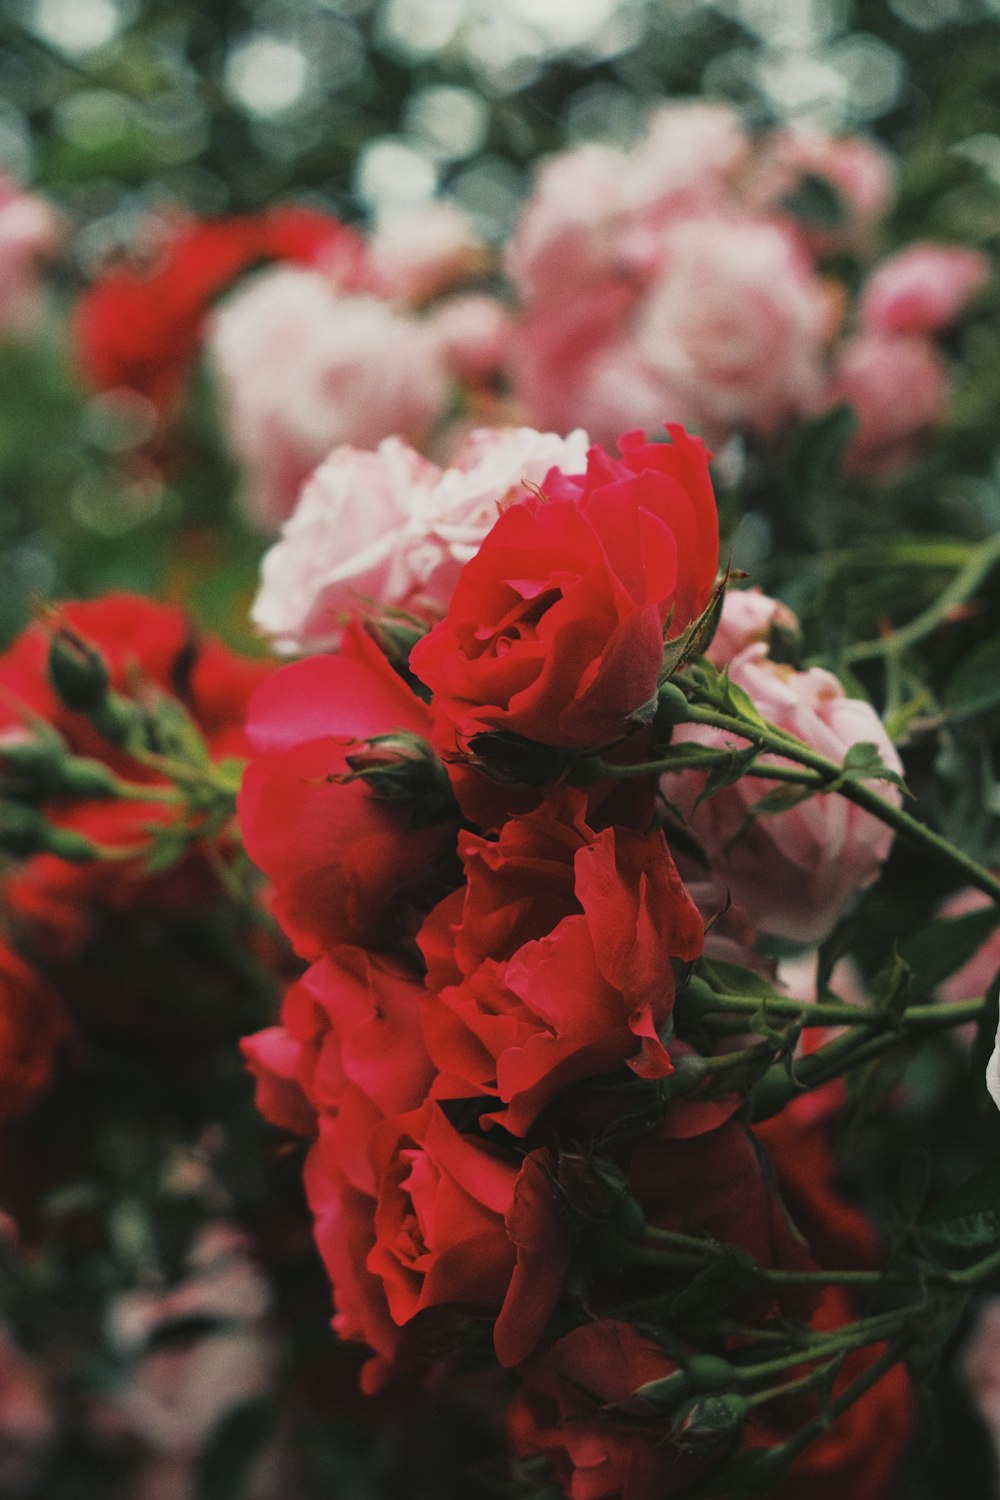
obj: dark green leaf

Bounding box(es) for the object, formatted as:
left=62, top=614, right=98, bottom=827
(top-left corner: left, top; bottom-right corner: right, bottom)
left=921, top=1164, right=1000, bottom=1251
left=779, top=171, right=848, bottom=228
left=900, top=909, right=1000, bottom=996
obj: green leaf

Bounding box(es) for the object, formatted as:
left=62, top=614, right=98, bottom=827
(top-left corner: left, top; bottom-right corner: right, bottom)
left=695, top=743, right=760, bottom=806
left=921, top=1163, right=1000, bottom=1252
left=779, top=171, right=848, bottom=228
left=785, top=403, right=859, bottom=496
left=832, top=742, right=909, bottom=795
left=899, top=909, right=1000, bottom=996
left=943, top=635, right=1000, bottom=723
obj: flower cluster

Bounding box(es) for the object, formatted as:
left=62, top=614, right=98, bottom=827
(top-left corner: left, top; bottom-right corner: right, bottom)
left=238, top=423, right=913, bottom=1497
left=507, top=103, right=988, bottom=473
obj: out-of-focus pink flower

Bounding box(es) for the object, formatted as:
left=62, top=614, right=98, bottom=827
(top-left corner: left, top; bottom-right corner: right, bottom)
left=962, top=1297, right=1000, bottom=1454
left=369, top=202, right=486, bottom=303
left=859, top=243, right=990, bottom=336
left=208, top=267, right=450, bottom=527
left=512, top=209, right=830, bottom=446
left=829, top=330, right=946, bottom=476
left=627, top=102, right=750, bottom=202
left=251, top=425, right=589, bottom=653
left=748, top=126, right=895, bottom=251
left=664, top=644, right=903, bottom=945
left=706, top=586, right=801, bottom=668
left=630, top=214, right=829, bottom=438
left=506, top=143, right=631, bottom=302
left=0, top=173, right=59, bottom=334
left=430, top=294, right=514, bottom=384
left=106, top=1225, right=275, bottom=1460
left=0, top=1326, right=55, bottom=1495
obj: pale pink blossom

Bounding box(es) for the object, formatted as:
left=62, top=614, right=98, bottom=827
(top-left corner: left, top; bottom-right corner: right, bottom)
left=369, top=201, right=486, bottom=303
left=0, top=173, right=59, bottom=334
left=706, top=586, right=801, bottom=668
left=829, top=330, right=945, bottom=476
left=252, top=438, right=439, bottom=652
left=252, top=425, right=589, bottom=653
left=208, top=267, right=450, bottom=527
left=859, top=243, right=990, bottom=335
left=663, top=647, right=903, bottom=945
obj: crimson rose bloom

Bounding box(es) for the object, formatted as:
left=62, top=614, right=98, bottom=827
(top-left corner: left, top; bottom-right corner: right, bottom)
left=238, top=621, right=455, bottom=960
left=75, top=207, right=365, bottom=414
left=242, top=944, right=434, bottom=1193
left=305, top=1101, right=566, bottom=1387
left=508, top=1321, right=710, bottom=1500
left=0, top=943, right=71, bottom=1125
left=409, top=425, right=719, bottom=752
left=418, top=789, right=703, bottom=1134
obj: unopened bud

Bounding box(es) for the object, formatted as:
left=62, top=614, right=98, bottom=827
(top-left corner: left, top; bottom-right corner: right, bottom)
left=671, top=1392, right=749, bottom=1452
left=655, top=680, right=691, bottom=735
left=48, top=628, right=110, bottom=712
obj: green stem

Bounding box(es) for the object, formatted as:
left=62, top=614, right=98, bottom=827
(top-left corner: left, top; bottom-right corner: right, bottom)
left=842, top=532, right=1000, bottom=665
left=696, top=992, right=985, bottom=1031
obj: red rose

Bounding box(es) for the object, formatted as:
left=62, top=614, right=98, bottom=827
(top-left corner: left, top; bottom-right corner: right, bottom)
left=508, top=1320, right=709, bottom=1500
left=625, top=1098, right=820, bottom=1320
left=238, top=621, right=455, bottom=959
left=418, top=789, right=703, bottom=1134
left=74, top=207, right=365, bottom=414
left=305, top=1101, right=566, bottom=1385
left=409, top=425, right=718, bottom=752
left=0, top=943, right=71, bottom=1125
left=242, top=945, right=433, bottom=1192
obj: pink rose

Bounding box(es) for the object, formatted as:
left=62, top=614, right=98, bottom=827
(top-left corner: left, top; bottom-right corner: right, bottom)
left=664, top=646, right=903, bottom=944
left=208, top=267, right=450, bottom=527
left=512, top=210, right=830, bottom=446
left=0, top=173, right=59, bottom=334
left=705, top=585, right=801, bottom=668
left=629, top=212, right=829, bottom=439
left=859, top=242, right=990, bottom=335
left=251, top=425, right=589, bottom=653
left=506, top=143, right=631, bottom=302
left=829, top=330, right=945, bottom=476
left=251, top=438, right=440, bottom=652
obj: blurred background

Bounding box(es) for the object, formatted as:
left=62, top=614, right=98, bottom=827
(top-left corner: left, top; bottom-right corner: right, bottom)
left=1, top=6, right=1000, bottom=1499
left=0, top=0, right=998, bottom=645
